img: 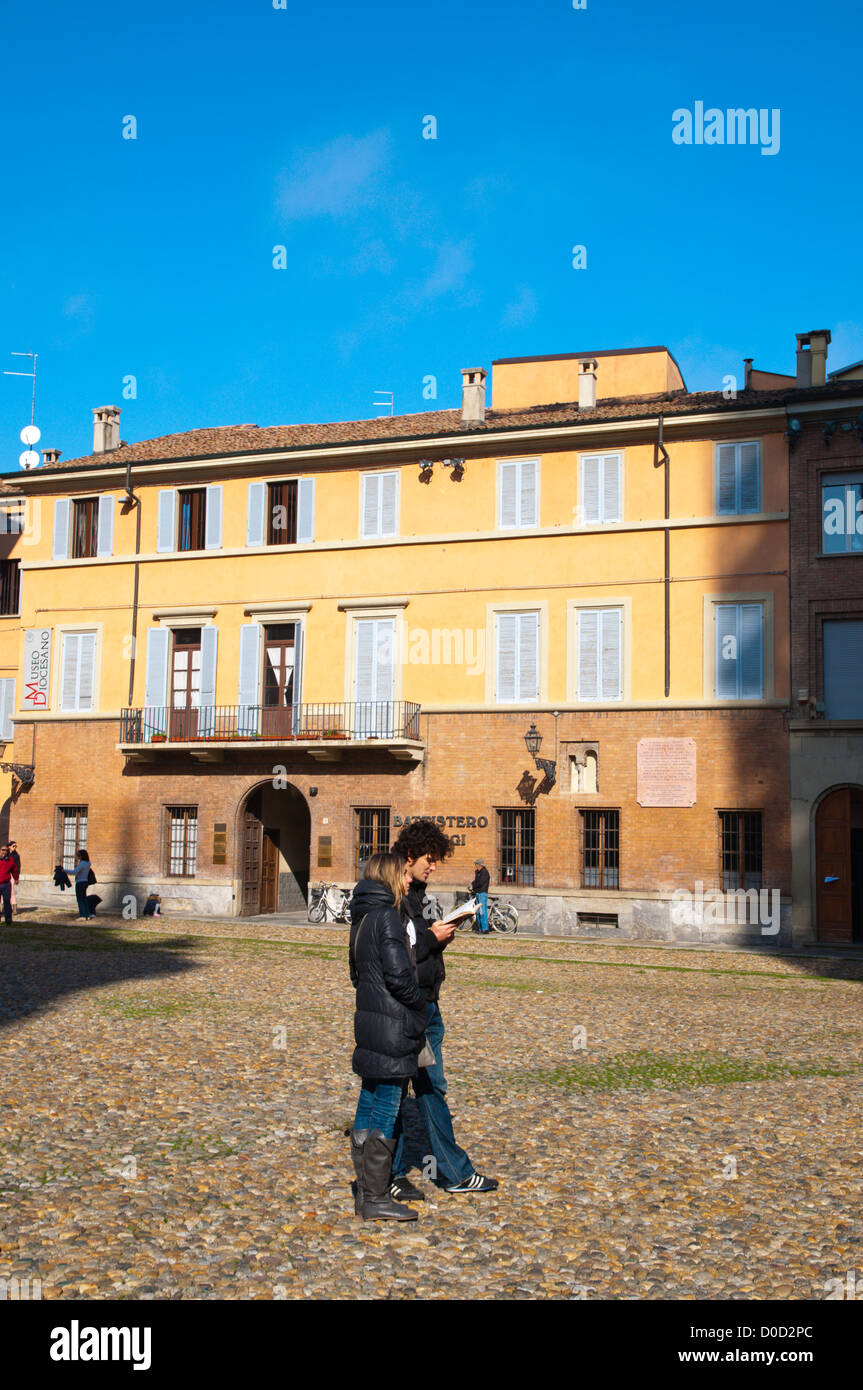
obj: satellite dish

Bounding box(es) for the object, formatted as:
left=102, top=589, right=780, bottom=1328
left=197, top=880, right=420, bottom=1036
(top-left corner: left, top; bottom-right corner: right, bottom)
left=19, top=449, right=40, bottom=470
left=20, top=425, right=41, bottom=446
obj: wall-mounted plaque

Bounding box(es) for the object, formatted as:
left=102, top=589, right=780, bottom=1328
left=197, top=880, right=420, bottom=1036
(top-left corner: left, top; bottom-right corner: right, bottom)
left=637, top=738, right=696, bottom=807
left=318, top=835, right=333, bottom=867
left=213, top=823, right=228, bottom=864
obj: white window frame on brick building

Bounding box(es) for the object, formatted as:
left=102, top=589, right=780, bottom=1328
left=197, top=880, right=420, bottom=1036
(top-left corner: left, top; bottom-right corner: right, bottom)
left=360, top=471, right=399, bottom=539
left=715, top=440, right=761, bottom=516
left=497, top=458, right=540, bottom=529
left=579, top=452, right=623, bottom=525
left=166, top=805, right=198, bottom=877
left=57, top=805, right=88, bottom=871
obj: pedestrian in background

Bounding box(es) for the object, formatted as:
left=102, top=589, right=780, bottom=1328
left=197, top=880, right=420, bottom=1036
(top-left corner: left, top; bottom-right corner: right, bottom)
left=0, top=845, right=19, bottom=925
left=6, top=841, right=20, bottom=915
left=471, top=858, right=491, bottom=935
left=74, top=849, right=96, bottom=920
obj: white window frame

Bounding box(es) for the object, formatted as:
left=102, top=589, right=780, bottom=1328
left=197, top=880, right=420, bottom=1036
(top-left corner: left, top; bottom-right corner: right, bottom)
left=55, top=626, right=102, bottom=713
left=578, top=451, right=623, bottom=525
left=342, top=604, right=406, bottom=703
left=360, top=471, right=400, bottom=539
left=484, top=602, right=548, bottom=705
left=566, top=599, right=631, bottom=703
left=497, top=457, right=541, bottom=530
left=703, top=592, right=774, bottom=702
left=714, top=440, right=761, bottom=516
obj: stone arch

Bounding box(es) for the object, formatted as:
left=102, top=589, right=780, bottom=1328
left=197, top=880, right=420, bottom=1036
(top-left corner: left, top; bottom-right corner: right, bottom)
left=235, top=778, right=311, bottom=917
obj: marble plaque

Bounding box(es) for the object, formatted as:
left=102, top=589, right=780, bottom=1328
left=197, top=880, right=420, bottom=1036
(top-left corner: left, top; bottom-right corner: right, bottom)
left=637, top=737, right=696, bottom=807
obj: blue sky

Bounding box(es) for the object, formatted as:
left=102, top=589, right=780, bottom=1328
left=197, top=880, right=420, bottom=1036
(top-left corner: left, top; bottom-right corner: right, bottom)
left=1, top=0, right=861, bottom=467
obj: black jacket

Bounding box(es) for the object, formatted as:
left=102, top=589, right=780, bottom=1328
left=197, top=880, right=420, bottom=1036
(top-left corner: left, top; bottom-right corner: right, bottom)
left=471, top=865, right=490, bottom=894
left=349, top=878, right=427, bottom=1079
left=405, top=880, right=448, bottom=1003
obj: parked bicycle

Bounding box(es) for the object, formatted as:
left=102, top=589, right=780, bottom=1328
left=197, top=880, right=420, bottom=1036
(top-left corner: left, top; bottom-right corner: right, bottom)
left=455, top=888, right=519, bottom=934
left=308, top=882, right=352, bottom=923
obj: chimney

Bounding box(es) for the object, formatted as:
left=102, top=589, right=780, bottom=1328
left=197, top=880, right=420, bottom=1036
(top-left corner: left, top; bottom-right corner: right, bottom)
left=743, top=358, right=753, bottom=390
left=42, top=448, right=62, bottom=465
left=578, top=358, right=598, bottom=410
left=461, top=368, right=487, bottom=424
left=92, top=405, right=121, bottom=453
left=796, top=330, right=831, bottom=388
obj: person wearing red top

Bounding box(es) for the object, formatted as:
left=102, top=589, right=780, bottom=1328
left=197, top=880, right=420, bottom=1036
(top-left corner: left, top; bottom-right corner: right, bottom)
left=0, top=846, right=20, bottom=924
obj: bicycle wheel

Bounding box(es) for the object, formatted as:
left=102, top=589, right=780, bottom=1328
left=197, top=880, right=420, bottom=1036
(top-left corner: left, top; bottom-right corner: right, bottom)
left=308, top=896, right=326, bottom=922
left=490, top=904, right=518, bottom=933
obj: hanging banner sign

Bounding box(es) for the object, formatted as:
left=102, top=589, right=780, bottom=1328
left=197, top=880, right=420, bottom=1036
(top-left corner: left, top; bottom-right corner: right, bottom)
left=23, top=628, right=51, bottom=710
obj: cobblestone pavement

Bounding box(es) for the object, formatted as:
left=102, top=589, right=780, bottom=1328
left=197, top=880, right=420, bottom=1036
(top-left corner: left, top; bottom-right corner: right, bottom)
left=1, top=913, right=861, bottom=1300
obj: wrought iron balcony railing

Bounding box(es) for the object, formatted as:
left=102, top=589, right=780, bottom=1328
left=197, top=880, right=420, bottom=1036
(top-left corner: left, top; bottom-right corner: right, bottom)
left=119, top=701, right=422, bottom=745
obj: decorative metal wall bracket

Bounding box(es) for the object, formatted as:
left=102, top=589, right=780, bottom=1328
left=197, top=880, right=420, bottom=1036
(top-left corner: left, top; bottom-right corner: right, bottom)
left=0, top=762, right=35, bottom=785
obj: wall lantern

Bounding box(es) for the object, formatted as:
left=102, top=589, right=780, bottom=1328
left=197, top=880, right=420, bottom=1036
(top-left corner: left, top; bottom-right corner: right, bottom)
left=784, top=417, right=802, bottom=450
left=524, top=723, right=542, bottom=757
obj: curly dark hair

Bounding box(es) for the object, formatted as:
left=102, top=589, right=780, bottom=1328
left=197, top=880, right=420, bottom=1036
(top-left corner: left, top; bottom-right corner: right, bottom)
left=391, top=818, right=453, bottom=862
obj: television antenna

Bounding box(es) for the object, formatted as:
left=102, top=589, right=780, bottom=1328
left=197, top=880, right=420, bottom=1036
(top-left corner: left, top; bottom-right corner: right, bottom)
left=4, top=351, right=41, bottom=468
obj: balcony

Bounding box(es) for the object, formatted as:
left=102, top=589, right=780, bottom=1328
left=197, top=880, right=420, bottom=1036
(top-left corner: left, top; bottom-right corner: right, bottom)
left=118, top=701, right=423, bottom=763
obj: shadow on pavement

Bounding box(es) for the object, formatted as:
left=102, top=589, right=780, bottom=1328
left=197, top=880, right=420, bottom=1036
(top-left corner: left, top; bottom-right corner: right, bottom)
left=0, top=922, right=203, bottom=1030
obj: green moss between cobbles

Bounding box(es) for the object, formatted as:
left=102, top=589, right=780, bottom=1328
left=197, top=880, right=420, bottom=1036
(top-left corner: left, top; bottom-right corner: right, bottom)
left=515, top=1050, right=862, bottom=1092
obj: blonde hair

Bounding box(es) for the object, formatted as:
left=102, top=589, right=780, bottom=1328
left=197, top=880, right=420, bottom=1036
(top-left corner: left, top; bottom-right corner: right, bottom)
left=362, top=851, right=407, bottom=912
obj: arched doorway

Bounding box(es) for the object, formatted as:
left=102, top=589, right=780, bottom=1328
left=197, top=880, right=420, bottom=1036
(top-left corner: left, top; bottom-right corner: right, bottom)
left=815, top=786, right=863, bottom=943
left=238, top=781, right=310, bottom=916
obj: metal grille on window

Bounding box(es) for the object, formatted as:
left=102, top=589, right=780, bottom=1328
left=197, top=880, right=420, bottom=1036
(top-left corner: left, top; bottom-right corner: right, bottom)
left=582, top=809, right=619, bottom=889
left=720, top=811, right=762, bottom=891
left=497, top=809, right=535, bottom=886
left=58, top=806, right=88, bottom=871
left=168, top=806, right=198, bottom=876
left=355, top=808, right=390, bottom=876
left=267, top=480, right=298, bottom=544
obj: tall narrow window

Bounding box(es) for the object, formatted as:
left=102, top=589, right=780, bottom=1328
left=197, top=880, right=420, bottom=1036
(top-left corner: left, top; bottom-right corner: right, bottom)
left=498, top=459, right=539, bottom=528
left=720, top=811, right=762, bottom=891
left=823, top=619, right=863, bottom=719
left=497, top=809, right=535, bottom=886
left=0, top=560, right=20, bottom=615
left=716, top=442, right=760, bottom=515
left=178, top=489, right=207, bottom=551
left=354, top=618, right=395, bottom=735
left=581, top=809, right=619, bottom=888
left=361, top=472, right=398, bottom=538
left=167, top=806, right=198, bottom=876
left=268, top=480, right=298, bottom=544
left=577, top=608, right=622, bottom=701
left=580, top=453, right=622, bottom=524
left=60, top=632, right=97, bottom=712
left=72, top=498, right=99, bottom=558
left=496, top=611, right=539, bottom=702
left=170, top=628, right=202, bottom=740
left=354, top=808, right=391, bottom=875
left=58, top=805, right=88, bottom=871
left=715, top=603, right=763, bottom=699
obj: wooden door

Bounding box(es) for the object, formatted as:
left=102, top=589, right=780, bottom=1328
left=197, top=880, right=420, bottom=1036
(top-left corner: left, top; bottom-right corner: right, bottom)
left=815, top=788, right=852, bottom=943
left=170, top=629, right=201, bottom=740
left=242, top=809, right=262, bottom=915
left=260, top=829, right=280, bottom=914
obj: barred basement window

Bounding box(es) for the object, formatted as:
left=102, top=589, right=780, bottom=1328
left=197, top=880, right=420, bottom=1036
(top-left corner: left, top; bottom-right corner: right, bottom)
left=581, top=809, right=620, bottom=889
left=497, top=809, right=535, bottom=886
left=167, top=806, right=198, bottom=877
left=57, top=806, right=88, bottom=872
left=72, top=498, right=99, bottom=559
left=355, top=807, right=390, bottom=876
left=577, top=912, right=619, bottom=929
left=719, top=811, right=762, bottom=891
left=0, top=560, right=20, bottom=616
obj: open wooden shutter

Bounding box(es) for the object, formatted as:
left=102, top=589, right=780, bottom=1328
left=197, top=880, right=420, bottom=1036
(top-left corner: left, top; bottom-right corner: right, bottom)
left=144, top=628, right=170, bottom=736
left=157, top=490, right=177, bottom=552
left=297, top=478, right=315, bottom=543
left=53, top=499, right=70, bottom=560
left=238, top=623, right=261, bottom=734
left=198, top=627, right=218, bottom=734
left=578, top=610, right=599, bottom=700
left=97, top=495, right=114, bottom=556
left=205, top=486, right=223, bottom=549
left=247, top=482, right=266, bottom=547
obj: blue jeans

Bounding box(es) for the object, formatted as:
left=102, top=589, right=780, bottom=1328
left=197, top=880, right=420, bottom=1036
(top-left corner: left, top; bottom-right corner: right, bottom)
left=476, top=892, right=489, bottom=932
left=353, top=1078, right=407, bottom=1141
left=75, top=883, right=93, bottom=919
left=393, top=1001, right=473, bottom=1186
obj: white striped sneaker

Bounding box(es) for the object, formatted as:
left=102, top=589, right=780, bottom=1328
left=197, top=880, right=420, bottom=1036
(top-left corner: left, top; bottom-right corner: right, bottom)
left=444, top=1173, right=499, bottom=1193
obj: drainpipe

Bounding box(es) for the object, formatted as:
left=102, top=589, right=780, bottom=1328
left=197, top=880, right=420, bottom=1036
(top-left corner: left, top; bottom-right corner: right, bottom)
left=125, top=458, right=141, bottom=708
left=653, top=414, right=671, bottom=698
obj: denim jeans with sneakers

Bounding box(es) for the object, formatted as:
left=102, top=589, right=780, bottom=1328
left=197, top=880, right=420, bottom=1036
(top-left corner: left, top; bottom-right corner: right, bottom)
left=392, top=1000, right=473, bottom=1187
left=353, top=1078, right=407, bottom=1141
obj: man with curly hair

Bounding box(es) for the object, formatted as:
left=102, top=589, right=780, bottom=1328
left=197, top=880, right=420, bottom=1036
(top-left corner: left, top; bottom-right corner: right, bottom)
left=388, top=818, right=498, bottom=1197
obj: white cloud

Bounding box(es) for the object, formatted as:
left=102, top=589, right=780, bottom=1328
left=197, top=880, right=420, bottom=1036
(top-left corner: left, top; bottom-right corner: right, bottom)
left=276, top=131, right=391, bottom=220
left=401, top=239, right=473, bottom=308
left=501, top=287, right=538, bottom=329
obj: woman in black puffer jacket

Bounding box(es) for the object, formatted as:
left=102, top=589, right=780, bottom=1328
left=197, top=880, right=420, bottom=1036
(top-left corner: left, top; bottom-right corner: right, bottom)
left=349, top=852, right=427, bottom=1221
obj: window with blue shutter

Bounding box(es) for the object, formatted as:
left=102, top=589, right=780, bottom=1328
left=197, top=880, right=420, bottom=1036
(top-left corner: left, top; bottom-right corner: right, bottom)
left=715, top=603, right=763, bottom=698
left=716, top=442, right=760, bottom=515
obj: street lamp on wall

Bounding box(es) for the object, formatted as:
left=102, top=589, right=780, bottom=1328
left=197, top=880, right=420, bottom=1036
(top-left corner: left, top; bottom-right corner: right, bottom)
left=523, top=723, right=556, bottom=790
left=524, top=723, right=542, bottom=758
